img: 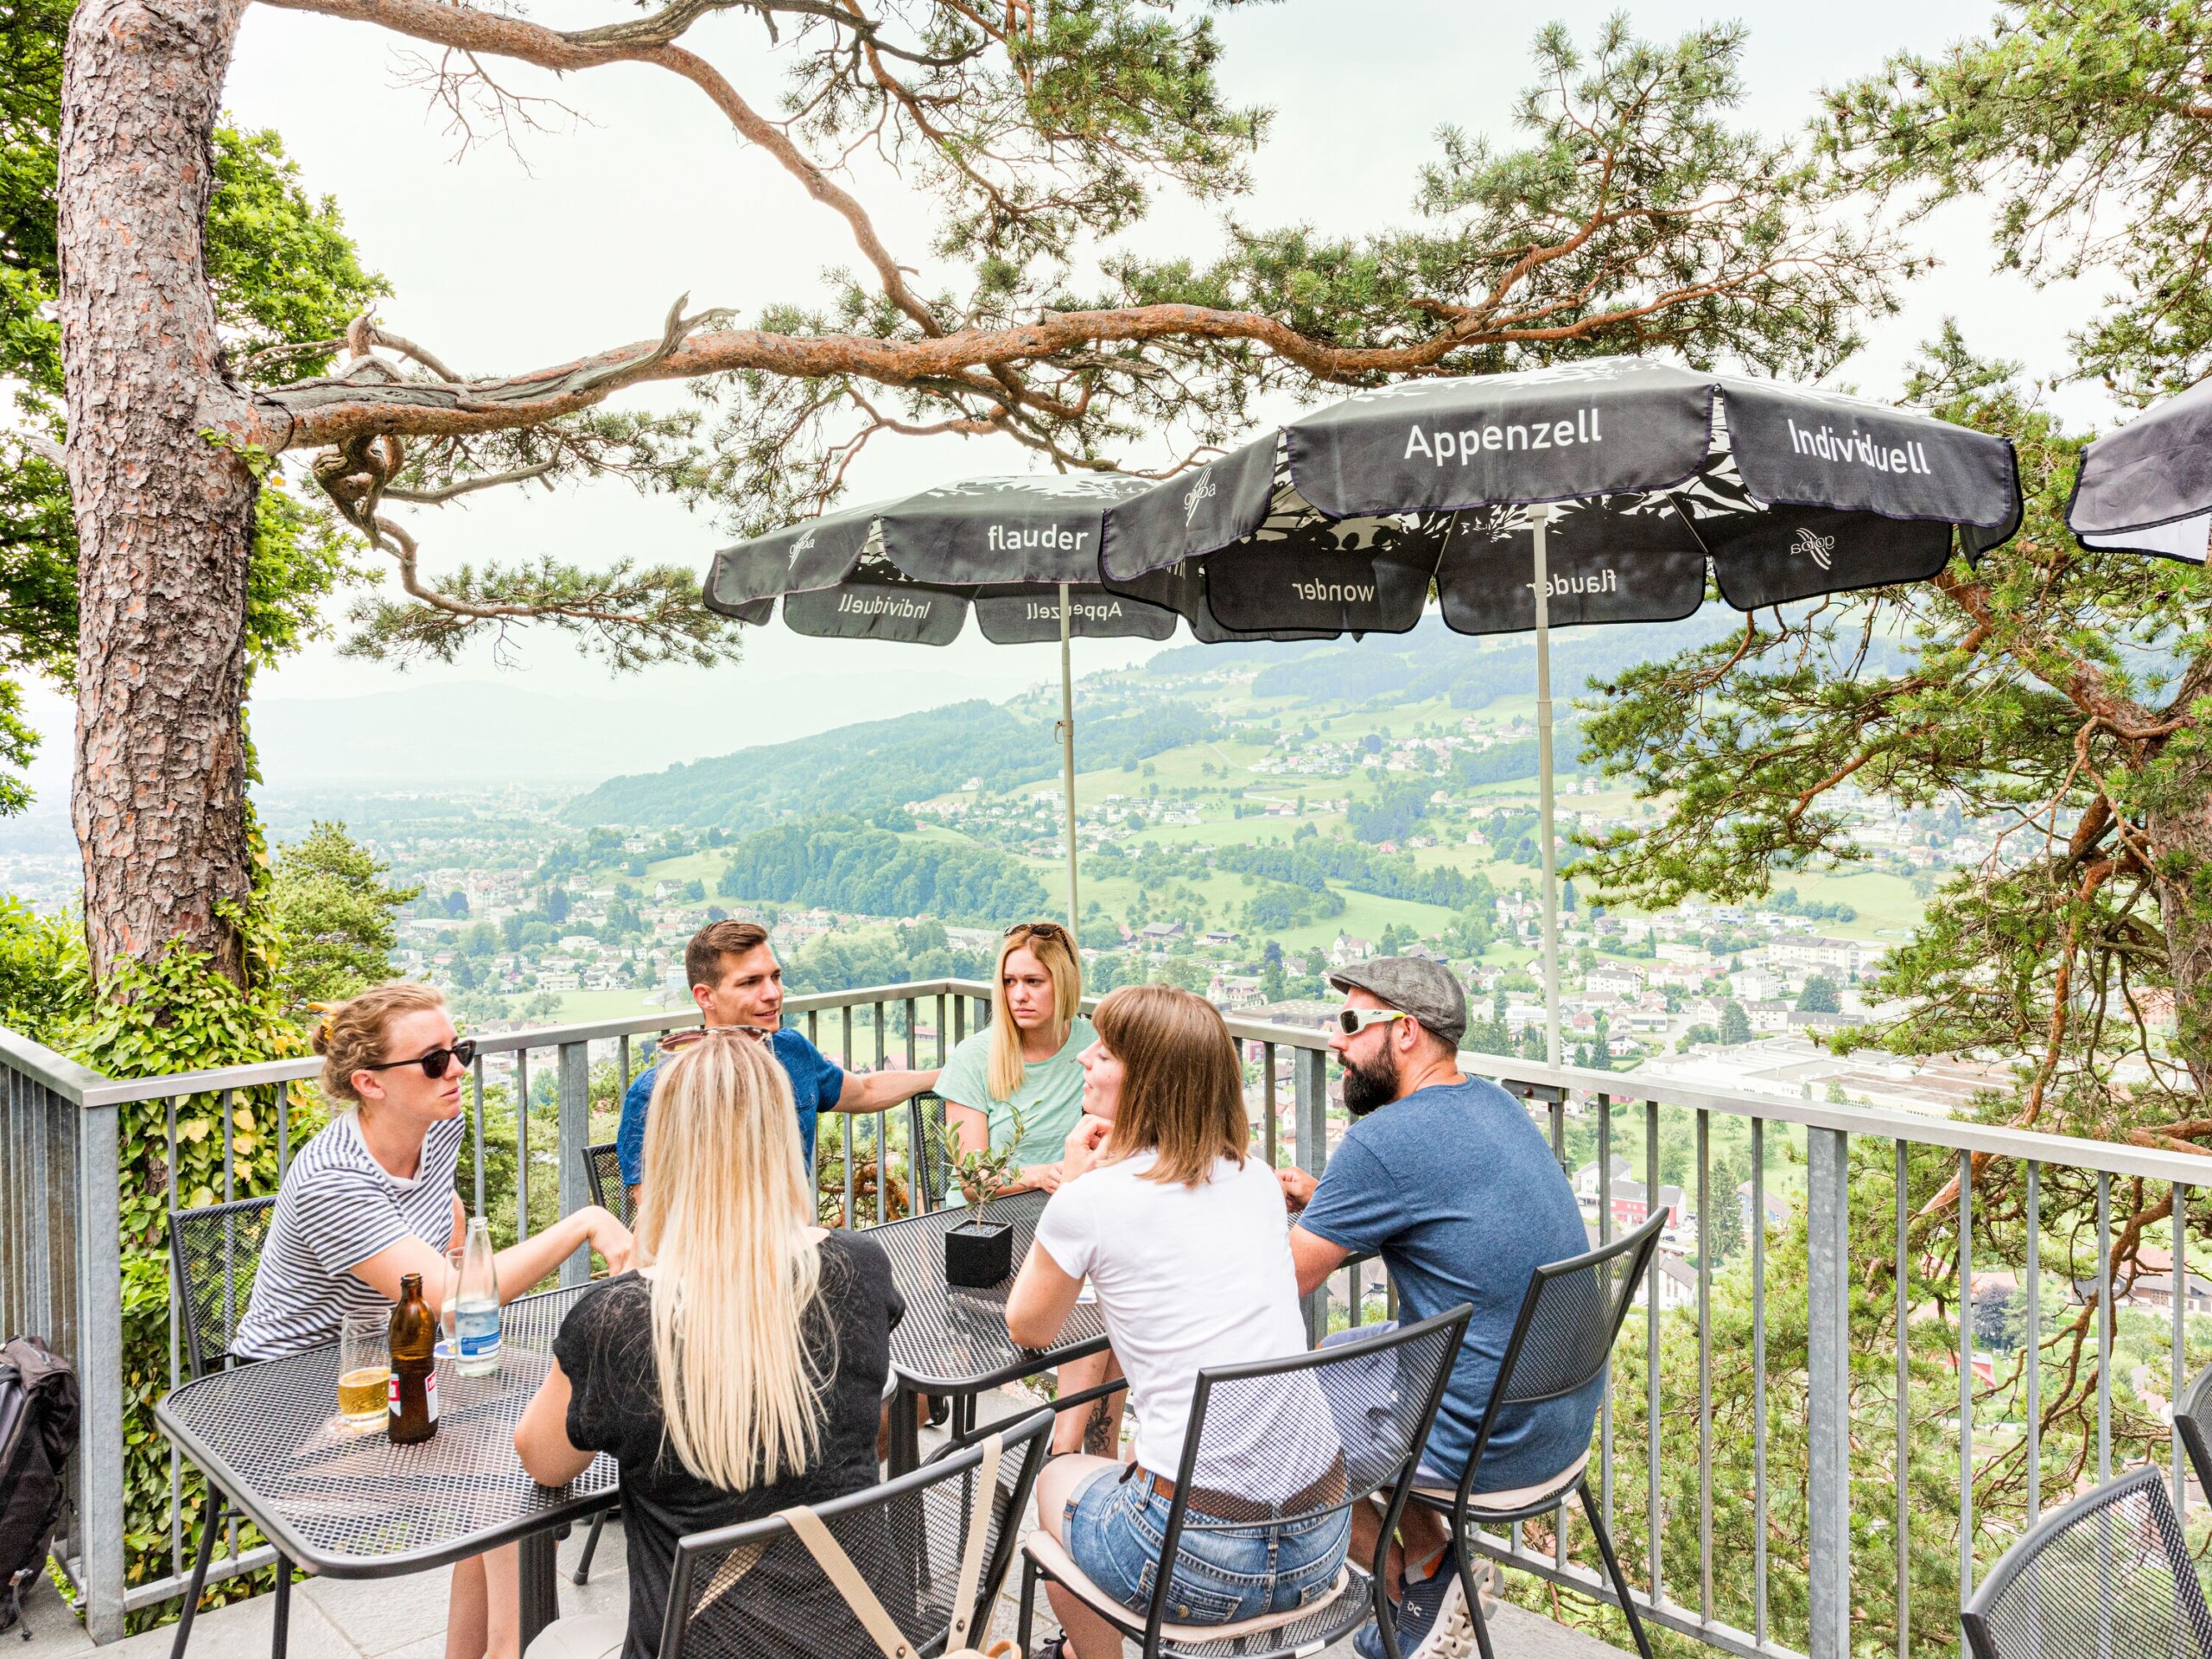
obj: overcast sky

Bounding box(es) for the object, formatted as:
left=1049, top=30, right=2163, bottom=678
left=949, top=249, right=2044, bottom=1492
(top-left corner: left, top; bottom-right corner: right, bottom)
left=20, top=0, right=2122, bottom=801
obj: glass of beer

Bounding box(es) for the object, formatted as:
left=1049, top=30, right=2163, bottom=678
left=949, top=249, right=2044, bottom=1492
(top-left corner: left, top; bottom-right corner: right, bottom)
left=337, top=1312, right=390, bottom=1428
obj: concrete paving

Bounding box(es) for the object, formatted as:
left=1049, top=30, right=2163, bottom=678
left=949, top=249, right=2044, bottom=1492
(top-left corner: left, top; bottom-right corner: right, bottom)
left=19, top=1386, right=1624, bottom=1659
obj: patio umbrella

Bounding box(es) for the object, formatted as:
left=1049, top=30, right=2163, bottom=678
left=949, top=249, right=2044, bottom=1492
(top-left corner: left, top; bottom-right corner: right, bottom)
left=699, top=475, right=1333, bottom=939
left=2065, top=377, right=2212, bottom=563
left=1096, top=359, right=2025, bottom=1063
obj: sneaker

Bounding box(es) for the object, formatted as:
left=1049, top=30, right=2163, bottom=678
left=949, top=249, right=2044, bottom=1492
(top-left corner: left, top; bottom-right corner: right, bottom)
left=1353, top=1556, right=1467, bottom=1659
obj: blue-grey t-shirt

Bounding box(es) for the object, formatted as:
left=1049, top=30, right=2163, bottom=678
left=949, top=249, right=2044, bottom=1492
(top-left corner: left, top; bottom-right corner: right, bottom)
left=615, top=1029, right=845, bottom=1188
left=1296, top=1075, right=1601, bottom=1491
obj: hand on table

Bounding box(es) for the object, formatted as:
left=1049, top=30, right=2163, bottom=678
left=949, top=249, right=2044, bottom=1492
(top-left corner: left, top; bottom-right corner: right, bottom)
left=1276, top=1166, right=1318, bottom=1211
left=1024, top=1162, right=1066, bottom=1195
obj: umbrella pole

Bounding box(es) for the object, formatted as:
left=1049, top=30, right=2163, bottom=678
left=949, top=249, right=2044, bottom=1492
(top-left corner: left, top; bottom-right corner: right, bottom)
left=1057, top=582, right=1081, bottom=942
left=1530, top=505, right=1561, bottom=1071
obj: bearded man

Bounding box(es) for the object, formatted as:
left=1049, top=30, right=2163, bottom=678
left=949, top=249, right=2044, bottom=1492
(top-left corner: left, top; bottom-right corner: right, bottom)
left=1276, top=957, right=1597, bottom=1659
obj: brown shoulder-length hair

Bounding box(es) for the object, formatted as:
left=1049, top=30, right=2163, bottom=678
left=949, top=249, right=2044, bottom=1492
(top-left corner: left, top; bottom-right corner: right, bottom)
left=1093, top=984, right=1247, bottom=1186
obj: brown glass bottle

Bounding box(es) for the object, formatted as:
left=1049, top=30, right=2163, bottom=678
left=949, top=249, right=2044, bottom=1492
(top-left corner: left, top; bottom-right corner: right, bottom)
left=387, top=1272, right=439, bottom=1444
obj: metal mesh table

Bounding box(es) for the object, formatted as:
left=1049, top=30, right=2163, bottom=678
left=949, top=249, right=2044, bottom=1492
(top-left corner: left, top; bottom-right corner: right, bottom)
left=156, top=1284, right=614, bottom=1654
left=868, top=1190, right=1108, bottom=1471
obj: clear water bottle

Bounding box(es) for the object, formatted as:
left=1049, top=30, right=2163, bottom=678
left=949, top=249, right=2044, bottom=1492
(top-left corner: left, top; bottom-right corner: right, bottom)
left=453, top=1215, right=501, bottom=1376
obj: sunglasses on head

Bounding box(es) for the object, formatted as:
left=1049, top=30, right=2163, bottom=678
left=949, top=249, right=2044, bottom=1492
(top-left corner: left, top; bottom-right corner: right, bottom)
left=1337, top=1007, right=1412, bottom=1037
left=363, top=1039, right=477, bottom=1079
left=1008, top=921, right=1070, bottom=942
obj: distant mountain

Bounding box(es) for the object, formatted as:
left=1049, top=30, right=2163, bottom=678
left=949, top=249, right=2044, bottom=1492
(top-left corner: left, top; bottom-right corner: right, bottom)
left=563, top=698, right=1218, bottom=831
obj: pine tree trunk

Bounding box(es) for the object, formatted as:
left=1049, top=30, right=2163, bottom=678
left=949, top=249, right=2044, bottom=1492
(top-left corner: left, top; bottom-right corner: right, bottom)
left=2149, top=775, right=2212, bottom=1096
left=59, top=0, right=256, bottom=986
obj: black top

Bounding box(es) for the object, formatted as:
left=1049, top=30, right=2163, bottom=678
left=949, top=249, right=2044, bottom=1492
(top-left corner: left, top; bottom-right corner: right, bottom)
left=554, top=1234, right=906, bottom=1659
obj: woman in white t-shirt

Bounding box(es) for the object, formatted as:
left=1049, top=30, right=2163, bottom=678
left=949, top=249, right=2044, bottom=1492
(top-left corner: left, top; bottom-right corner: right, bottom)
left=1007, top=986, right=1347, bottom=1659
left=236, top=982, right=634, bottom=1659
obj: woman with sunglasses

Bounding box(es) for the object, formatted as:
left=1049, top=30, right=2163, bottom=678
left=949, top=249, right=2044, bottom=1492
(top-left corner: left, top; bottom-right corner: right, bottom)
left=237, top=981, right=633, bottom=1363
left=235, top=982, right=633, bottom=1659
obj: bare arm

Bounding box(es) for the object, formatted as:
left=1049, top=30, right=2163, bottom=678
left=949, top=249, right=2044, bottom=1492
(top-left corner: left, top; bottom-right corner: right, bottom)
left=513, top=1359, right=594, bottom=1487
left=1005, top=1237, right=1085, bottom=1352
left=1287, top=1225, right=1351, bottom=1300
left=347, top=1206, right=634, bottom=1312
left=944, top=1100, right=990, bottom=1159
left=829, top=1068, right=942, bottom=1115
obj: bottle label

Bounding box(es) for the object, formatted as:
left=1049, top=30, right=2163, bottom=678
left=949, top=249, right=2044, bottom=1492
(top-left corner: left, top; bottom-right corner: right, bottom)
left=387, top=1370, right=439, bottom=1422
left=456, top=1305, right=500, bottom=1359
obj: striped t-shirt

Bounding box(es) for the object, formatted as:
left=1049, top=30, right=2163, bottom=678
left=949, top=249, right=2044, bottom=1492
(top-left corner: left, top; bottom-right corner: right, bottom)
left=232, top=1110, right=467, bottom=1360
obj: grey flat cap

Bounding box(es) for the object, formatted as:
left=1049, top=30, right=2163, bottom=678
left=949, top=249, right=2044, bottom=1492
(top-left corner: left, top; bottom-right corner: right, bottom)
left=1326, top=956, right=1467, bottom=1047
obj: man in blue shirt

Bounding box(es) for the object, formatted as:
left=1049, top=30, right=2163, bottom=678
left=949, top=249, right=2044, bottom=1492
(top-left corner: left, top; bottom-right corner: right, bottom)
left=617, top=919, right=940, bottom=1205
left=1279, top=957, right=1597, bottom=1659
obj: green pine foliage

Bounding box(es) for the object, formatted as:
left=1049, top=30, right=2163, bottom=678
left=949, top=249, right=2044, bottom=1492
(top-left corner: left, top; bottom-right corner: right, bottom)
left=266, top=822, right=422, bottom=1014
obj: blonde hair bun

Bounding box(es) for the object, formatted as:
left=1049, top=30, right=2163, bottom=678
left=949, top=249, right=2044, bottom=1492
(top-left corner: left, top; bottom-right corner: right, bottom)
left=315, top=982, right=448, bottom=1103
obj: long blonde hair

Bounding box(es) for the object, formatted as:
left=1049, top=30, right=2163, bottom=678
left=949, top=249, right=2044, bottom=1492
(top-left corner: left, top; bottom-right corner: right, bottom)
left=1093, top=985, right=1248, bottom=1185
left=634, top=1031, right=824, bottom=1490
left=987, top=922, right=1083, bottom=1103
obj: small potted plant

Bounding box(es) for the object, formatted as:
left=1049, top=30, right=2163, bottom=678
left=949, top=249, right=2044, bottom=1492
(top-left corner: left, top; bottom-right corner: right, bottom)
left=942, top=1112, right=1024, bottom=1288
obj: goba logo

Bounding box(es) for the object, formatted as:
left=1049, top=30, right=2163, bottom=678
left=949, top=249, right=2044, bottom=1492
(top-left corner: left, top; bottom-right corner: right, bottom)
left=1403, top=408, right=1601, bottom=463
left=836, top=592, right=933, bottom=620
left=1791, top=528, right=1836, bottom=570
left=1181, top=472, right=1217, bottom=525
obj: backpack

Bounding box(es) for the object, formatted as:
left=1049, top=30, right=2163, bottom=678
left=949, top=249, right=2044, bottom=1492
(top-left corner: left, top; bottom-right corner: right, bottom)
left=0, top=1336, right=79, bottom=1641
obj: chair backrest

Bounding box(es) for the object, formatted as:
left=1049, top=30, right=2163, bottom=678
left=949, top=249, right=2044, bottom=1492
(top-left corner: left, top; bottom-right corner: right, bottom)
left=167, top=1196, right=278, bottom=1381
left=2176, top=1362, right=2212, bottom=1502
left=1139, top=1306, right=1470, bottom=1645
left=659, top=1404, right=1053, bottom=1659
left=1961, top=1465, right=2212, bottom=1659
left=582, top=1141, right=629, bottom=1226
left=907, top=1092, right=952, bottom=1212
left=1459, top=1208, right=1666, bottom=1493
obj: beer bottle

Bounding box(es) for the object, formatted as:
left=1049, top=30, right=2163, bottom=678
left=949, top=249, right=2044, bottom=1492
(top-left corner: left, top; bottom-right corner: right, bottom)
left=388, top=1272, right=439, bottom=1444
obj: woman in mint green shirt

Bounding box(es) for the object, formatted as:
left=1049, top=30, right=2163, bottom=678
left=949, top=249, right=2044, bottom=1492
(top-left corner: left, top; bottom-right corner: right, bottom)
left=940, top=921, right=1119, bottom=1454
left=938, top=921, right=1096, bottom=1194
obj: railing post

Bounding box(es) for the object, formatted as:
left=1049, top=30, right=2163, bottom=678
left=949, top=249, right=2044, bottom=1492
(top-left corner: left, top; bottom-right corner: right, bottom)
left=76, top=1097, right=126, bottom=1643
left=1292, top=1046, right=1329, bottom=1342
left=1806, top=1126, right=1851, bottom=1659
left=556, top=1042, right=590, bottom=1287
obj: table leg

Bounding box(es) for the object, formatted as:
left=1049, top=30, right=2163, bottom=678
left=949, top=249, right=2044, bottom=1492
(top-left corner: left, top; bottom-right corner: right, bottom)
left=890, top=1381, right=921, bottom=1476
left=269, top=1556, right=290, bottom=1659
left=518, top=1529, right=561, bottom=1648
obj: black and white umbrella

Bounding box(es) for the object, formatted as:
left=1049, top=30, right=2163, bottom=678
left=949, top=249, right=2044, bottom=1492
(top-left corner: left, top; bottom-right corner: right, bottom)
left=700, top=475, right=1321, bottom=936
left=2066, top=377, right=2212, bottom=563
left=1098, top=359, right=2024, bottom=1060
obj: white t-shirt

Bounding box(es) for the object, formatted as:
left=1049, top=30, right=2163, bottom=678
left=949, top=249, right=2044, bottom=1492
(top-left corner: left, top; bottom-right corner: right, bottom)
left=1033, top=1149, right=1338, bottom=1495
left=233, top=1110, right=467, bottom=1359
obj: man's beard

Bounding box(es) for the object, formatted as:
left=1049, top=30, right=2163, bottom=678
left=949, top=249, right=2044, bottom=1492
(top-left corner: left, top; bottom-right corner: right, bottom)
left=1343, top=1047, right=1402, bottom=1117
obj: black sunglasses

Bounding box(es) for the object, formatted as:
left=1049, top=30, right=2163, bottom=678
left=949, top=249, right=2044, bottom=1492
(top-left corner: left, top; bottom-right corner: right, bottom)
left=363, top=1039, right=477, bottom=1079
left=1008, top=921, right=1071, bottom=941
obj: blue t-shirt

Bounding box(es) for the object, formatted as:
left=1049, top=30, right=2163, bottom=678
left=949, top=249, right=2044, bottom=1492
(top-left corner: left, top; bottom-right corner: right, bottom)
left=1296, top=1075, right=1601, bottom=1491
left=615, top=1029, right=846, bottom=1188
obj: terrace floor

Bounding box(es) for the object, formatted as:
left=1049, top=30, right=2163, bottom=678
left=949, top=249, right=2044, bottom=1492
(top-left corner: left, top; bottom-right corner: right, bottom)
left=20, top=1390, right=1624, bottom=1659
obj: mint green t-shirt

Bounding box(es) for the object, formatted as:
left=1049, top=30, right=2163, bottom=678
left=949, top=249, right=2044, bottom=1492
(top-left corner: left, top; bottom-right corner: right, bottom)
left=936, top=1015, right=1097, bottom=1170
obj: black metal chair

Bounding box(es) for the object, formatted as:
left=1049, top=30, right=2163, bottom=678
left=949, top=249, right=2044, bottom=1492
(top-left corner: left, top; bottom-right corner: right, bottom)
left=1017, top=1303, right=1472, bottom=1659
left=1961, top=1464, right=2212, bottom=1659
left=906, top=1091, right=953, bottom=1213
left=1404, top=1209, right=1667, bottom=1659
left=581, top=1140, right=630, bottom=1228
left=2175, top=1361, right=2212, bottom=1502
left=573, top=1141, right=630, bottom=1584
left=656, top=1405, right=1053, bottom=1659
left=165, top=1196, right=286, bottom=1659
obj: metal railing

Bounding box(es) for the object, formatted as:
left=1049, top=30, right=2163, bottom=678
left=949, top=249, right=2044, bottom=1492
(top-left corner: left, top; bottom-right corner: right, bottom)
left=3, top=975, right=2206, bottom=1656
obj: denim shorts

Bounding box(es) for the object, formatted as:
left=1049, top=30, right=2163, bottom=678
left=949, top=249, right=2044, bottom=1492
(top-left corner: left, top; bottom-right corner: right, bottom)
left=1063, top=1465, right=1351, bottom=1625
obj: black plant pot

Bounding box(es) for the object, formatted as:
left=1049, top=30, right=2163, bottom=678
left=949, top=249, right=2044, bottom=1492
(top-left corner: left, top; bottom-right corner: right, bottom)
left=945, top=1218, right=1014, bottom=1287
